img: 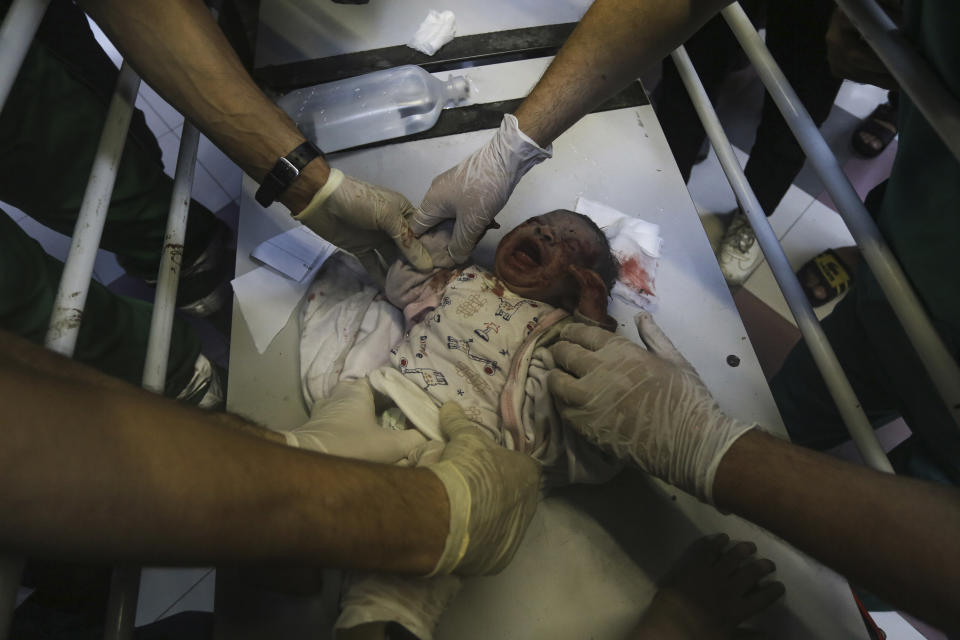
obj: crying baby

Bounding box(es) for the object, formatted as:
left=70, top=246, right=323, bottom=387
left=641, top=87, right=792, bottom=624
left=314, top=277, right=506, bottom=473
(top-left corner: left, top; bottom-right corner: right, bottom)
left=292, top=210, right=623, bottom=639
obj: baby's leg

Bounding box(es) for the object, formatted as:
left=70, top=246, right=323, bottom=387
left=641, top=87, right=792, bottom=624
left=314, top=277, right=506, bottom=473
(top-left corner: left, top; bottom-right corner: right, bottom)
left=631, top=534, right=785, bottom=640
left=283, top=378, right=427, bottom=463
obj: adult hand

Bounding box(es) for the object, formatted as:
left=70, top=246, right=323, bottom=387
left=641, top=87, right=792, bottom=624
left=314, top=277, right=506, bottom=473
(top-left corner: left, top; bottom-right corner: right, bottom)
left=411, top=114, right=552, bottom=263
left=296, top=169, right=433, bottom=285
left=547, top=312, right=755, bottom=503
left=632, top=534, right=784, bottom=639
left=424, top=402, right=541, bottom=576
left=825, top=4, right=901, bottom=90
left=282, top=380, right=427, bottom=463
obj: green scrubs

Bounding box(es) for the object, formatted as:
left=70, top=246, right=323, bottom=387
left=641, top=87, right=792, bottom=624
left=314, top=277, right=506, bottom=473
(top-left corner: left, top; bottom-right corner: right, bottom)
left=0, top=0, right=222, bottom=395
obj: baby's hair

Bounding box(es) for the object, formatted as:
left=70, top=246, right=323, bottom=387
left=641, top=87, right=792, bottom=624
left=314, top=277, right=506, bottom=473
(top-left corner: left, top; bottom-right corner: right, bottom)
left=551, top=209, right=619, bottom=294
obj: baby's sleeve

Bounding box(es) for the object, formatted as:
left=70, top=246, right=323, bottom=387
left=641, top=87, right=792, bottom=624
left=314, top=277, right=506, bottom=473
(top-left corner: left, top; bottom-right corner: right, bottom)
left=384, top=222, right=456, bottom=309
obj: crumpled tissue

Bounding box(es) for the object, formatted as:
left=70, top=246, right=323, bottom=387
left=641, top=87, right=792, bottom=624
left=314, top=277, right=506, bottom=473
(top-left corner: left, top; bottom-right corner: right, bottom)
left=408, top=10, right=456, bottom=56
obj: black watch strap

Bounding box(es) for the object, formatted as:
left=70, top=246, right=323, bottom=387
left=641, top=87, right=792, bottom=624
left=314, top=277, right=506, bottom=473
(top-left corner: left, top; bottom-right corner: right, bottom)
left=255, top=140, right=324, bottom=207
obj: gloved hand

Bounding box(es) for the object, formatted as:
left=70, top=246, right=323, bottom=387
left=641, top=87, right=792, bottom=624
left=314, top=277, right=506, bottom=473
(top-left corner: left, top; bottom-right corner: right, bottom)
left=423, top=402, right=541, bottom=577
left=336, top=571, right=461, bottom=640
left=295, top=169, right=433, bottom=285
left=283, top=379, right=427, bottom=464
left=411, top=114, right=552, bottom=263
left=547, top=312, right=755, bottom=504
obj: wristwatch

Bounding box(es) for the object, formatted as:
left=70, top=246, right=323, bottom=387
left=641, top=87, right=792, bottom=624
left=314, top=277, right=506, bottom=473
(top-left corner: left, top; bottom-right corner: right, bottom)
left=255, top=140, right=324, bottom=207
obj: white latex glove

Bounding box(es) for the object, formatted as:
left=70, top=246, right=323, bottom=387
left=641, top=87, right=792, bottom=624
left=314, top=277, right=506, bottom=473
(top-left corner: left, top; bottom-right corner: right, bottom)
left=283, top=379, right=427, bottom=464
left=547, top=312, right=756, bottom=504
left=296, top=169, right=433, bottom=285
left=424, top=402, right=541, bottom=576
left=411, top=114, right=552, bottom=263
left=336, top=571, right=461, bottom=640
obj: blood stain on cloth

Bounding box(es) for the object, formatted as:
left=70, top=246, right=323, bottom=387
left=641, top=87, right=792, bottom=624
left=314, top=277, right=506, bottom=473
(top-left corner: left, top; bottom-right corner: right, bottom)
left=618, top=256, right=655, bottom=295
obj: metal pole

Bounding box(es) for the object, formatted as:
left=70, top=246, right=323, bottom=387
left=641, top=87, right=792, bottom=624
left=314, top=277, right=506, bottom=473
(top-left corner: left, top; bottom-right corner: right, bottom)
left=671, top=45, right=894, bottom=473
left=834, top=0, right=960, bottom=165
left=103, top=567, right=140, bottom=640
left=107, top=123, right=201, bottom=640
left=721, top=2, right=960, bottom=429
left=44, top=61, right=141, bottom=355
left=33, top=58, right=142, bottom=639
left=142, top=123, right=201, bottom=393
left=0, top=0, right=51, bottom=115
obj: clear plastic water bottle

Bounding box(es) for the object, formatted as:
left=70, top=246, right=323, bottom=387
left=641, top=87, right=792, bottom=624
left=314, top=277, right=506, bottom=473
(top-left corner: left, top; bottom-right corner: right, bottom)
left=277, top=65, right=470, bottom=152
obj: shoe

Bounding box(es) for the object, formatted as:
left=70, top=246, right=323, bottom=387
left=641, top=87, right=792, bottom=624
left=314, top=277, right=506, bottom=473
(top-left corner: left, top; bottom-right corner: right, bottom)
left=851, top=98, right=898, bottom=158
left=716, top=210, right=763, bottom=285
left=176, top=353, right=227, bottom=410
left=144, top=221, right=236, bottom=319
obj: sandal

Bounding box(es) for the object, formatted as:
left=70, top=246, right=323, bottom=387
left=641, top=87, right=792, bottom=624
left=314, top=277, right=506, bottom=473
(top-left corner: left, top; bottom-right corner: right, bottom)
left=797, top=249, right=855, bottom=307
left=851, top=100, right=898, bottom=158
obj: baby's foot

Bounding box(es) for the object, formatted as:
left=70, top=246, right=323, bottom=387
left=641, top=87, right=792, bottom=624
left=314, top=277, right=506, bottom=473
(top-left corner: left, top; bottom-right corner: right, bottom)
left=632, top=534, right=785, bottom=639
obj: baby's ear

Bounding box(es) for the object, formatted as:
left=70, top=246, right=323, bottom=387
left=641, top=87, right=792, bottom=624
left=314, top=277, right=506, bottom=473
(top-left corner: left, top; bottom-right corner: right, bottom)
left=567, top=265, right=614, bottom=329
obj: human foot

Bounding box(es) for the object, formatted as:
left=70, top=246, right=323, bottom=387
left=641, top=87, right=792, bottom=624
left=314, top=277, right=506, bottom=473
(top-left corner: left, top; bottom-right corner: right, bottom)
left=632, top=534, right=785, bottom=639
left=851, top=100, right=898, bottom=158
left=797, top=246, right=858, bottom=307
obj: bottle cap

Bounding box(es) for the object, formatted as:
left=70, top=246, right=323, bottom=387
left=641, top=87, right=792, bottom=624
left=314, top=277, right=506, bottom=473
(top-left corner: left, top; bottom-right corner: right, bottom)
left=444, top=76, right=470, bottom=105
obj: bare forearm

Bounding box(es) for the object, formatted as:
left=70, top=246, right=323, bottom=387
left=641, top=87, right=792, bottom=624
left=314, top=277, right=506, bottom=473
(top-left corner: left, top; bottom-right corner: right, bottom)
left=79, top=0, right=328, bottom=213
left=714, top=430, right=960, bottom=632
left=0, top=330, right=287, bottom=445
left=0, top=347, right=447, bottom=573
left=515, top=0, right=728, bottom=147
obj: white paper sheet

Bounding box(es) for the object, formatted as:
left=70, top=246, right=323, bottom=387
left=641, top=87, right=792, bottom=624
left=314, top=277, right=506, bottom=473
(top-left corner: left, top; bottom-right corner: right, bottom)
left=233, top=225, right=338, bottom=354
left=251, top=225, right=337, bottom=282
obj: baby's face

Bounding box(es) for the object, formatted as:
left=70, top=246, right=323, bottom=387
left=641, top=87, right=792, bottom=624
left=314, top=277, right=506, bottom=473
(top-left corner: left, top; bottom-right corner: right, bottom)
left=493, top=211, right=606, bottom=306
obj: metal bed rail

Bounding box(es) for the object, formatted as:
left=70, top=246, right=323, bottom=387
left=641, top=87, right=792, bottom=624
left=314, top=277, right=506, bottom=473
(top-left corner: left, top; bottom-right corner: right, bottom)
left=672, top=0, right=960, bottom=466
left=671, top=45, right=894, bottom=472
left=99, top=125, right=203, bottom=640
left=44, top=61, right=142, bottom=355
left=0, top=0, right=50, bottom=114
left=0, top=1, right=203, bottom=636
left=720, top=1, right=960, bottom=431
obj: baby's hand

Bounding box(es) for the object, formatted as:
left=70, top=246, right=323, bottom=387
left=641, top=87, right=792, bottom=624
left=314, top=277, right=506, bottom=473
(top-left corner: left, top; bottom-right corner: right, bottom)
left=568, top=265, right=616, bottom=331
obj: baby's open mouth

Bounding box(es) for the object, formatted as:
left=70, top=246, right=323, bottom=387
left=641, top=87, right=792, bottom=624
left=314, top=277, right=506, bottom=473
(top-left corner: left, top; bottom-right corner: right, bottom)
left=512, top=238, right=542, bottom=268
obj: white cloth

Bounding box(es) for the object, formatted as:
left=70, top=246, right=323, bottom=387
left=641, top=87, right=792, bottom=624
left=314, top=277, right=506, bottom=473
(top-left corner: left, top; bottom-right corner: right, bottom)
left=298, top=254, right=403, bottom=408
left=575, top=196, right=662, bottom=308
left=385, top=265, right=546, bottom=444
left=408, top=10, right=457, bottom=56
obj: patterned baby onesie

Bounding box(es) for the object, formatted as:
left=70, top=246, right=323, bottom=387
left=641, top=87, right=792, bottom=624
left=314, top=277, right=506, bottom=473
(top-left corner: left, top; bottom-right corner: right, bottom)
left=388, top=265, right=550, bottom=443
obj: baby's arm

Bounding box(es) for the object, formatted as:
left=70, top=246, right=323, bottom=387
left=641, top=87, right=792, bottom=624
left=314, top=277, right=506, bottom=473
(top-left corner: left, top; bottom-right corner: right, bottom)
left=568, top=265, right=617, bottom=331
